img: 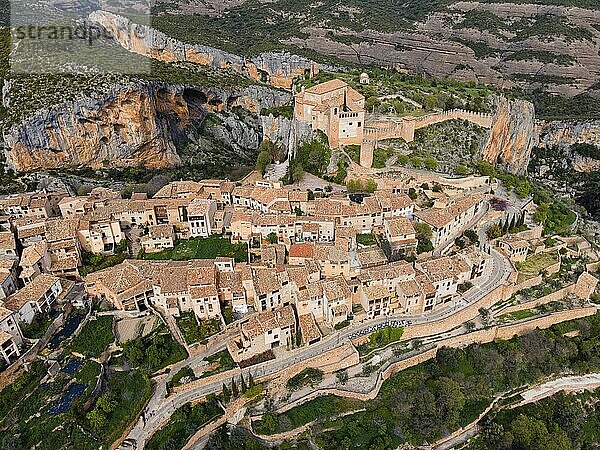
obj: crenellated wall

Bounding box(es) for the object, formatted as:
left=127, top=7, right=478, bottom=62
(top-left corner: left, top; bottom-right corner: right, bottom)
left=359, top=109, right=494, bottom=169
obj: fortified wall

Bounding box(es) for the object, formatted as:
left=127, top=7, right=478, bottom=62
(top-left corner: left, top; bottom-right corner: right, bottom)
left=359, top=109, right=494, bottom=167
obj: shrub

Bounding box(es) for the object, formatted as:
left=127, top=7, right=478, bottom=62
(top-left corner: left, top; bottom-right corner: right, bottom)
left=70, top=316, right=114, bottom=358
left=286, top=368, right=324, bottom=391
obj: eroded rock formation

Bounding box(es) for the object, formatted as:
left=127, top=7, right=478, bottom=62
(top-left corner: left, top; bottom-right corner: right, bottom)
left=480, top=96, right=537, bottom=174
left=89, top=10, right=320, bottom=89
left=538, top=120, right=600, bottom=149
left=4, top=83, right=292, bottom=172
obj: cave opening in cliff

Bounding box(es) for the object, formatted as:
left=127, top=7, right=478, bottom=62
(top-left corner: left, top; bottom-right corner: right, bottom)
left=182, top=88, right=209, bottom=112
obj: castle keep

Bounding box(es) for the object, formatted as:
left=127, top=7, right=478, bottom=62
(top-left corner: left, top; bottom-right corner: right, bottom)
left=294, top=78, right=495, bottom=168
left=294, top=79, right=366, bottom=148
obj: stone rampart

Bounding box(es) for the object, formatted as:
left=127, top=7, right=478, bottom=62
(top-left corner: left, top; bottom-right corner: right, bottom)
left=359, top=109, right=493, bottom=167
left=273, top=307, right=598, bottom=413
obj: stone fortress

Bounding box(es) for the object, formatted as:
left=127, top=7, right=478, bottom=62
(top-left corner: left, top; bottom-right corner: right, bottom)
left=294, top=79, right=495, bottom=168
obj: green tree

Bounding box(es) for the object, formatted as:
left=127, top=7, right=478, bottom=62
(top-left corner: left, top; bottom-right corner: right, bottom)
left=260, top=412, right=279, bottom=434
left=424, top=157, right=437, bottom=171
left=96, top=393, right=117, bottom=413
left=411, top=155, right=423, bottom=169
left=256, top=151, right=272, bottom=175
left=414, top=222, right=432, bottom=240
left=87, top=408, right=107, bottom=433
left=346, top=179, right=362, bottom=193
left=364, top=179, right=377, bottom=193
left=240, top=374, right=247, bottom=393
left=486, top=223, right=502, bottom=239
left=231, top=377, right=239, bottom=398
left=222, top=383, right=231, bottom=403
left=477, top=160, right=496, bottom=177
left=455, top=164, right=469, bottom=176
left=533, top=203, right=550, bottom=225
left=266, top=232, right=278, bottom=244
left=292, top=162, right=305, bottom=182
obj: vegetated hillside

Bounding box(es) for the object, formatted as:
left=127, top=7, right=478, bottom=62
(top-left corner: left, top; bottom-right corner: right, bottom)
left=528, top=143, right=600, bottom=220
left=148, top=0, right=600, bottom=119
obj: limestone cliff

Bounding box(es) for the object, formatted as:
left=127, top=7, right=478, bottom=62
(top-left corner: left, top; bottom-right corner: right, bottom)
left=261, top=114, right=315, bottom=158
left=538, top=120, right=600, bottom=149
left=4, top=83, right=292, bottom=172
left=89, top=10, right=320, bottom=89
left=480, top=96, right=537, bottom=174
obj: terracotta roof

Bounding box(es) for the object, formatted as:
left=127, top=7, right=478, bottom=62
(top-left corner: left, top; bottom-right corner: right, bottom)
left=415, top=195, right=483, bottom=229
left=190, top=285, right=218, bottom=299
left=0, top=331, right=13, bottom=345
left=289, top=242, right=314, bottom=259
left=242, top=304, right=296, bottom=338
left=188, top=198, right=215, bottom=217
left=218, top=271, right=243, bottom=293
left=363, top=284, right=390, bottom=301
left=299, top=313, right=321, bottom=344
left=0, top=232, right=16, bottom=251
left=356, top=246, right=387, bottom=267
left=304, top=79, right=348, bottom=95
left=322, top=277, right=351, bottom=300
left=253, top=268, right=281, bottom=295
left=314, top=244, right=348, bottom=263
left=385, top=217, right=416, bottom=237
left=398, top=279, right=422, bottom=297
left=148, top=224, right=174, bottom=239
left=418, top=255, right=471, bottom=283
left=0, top=306, right=12, bottom=322
left=3, top=273, right=59, bottom=312
left=498, top=235, right=529, bottom=250
left=19, top=241, right=47, bottom=267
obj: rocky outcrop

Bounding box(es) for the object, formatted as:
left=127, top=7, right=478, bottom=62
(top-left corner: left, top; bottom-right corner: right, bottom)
left=89, top=10, right=320, bottom=89
left=4, top=83, right=292, bottom=172
left=261, top=114, right=315, bottom=157
left=480, top=96, right=537, bottom=174
left=537, top=120, right=600, bottom=149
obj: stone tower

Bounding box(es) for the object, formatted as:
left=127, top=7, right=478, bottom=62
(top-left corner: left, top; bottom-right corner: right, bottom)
left=359, top=138, right=375, bottom=168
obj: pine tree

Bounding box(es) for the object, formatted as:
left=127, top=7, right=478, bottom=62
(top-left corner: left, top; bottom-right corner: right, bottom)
left=240, top=374, right=247, bottom=393
left=518, top=212, right=525, bottom=227
left=248, top=372, right=255, bottom=388
left=222, top=383, right=231, bottom=403
left=231, top=377, right=239, bottom=398
left=508, top=215, right=516, bottom=232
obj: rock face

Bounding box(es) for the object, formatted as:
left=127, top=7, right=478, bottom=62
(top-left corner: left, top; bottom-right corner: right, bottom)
left=480, top=96, right=537, bottom=174
left=89, top=10, right=320, bottom=89
left=261, top=114, right=315, bottom=157
left=538, top=120, right=600, bottom=149
left=4, top=83, right=292, bottom=172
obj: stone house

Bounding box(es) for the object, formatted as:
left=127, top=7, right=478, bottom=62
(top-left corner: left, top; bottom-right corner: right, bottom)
left=0, top=231, right=18, bottom=260
left=497, top=235, right=529, bottom=262
left=415, top=195, right=484, bottom=248
left=383, top=217, right=417, bottom=256
left=416, top=255, right=471, bottom=306
left=0, top=260, right=18, bottom=299
left=0, top=330, right=20, bottom=365
left=77, top=216, right=125, bottom=254
left=228, top=304, right=296, bottom=363
left=141, top=224, right=175, bottom=253
left=187, top=199, right=218, bottom=238
left=1, top=274, right=62, bottom=324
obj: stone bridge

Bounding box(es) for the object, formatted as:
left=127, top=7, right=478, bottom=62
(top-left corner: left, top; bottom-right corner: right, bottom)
left=359, top=109, right=494, bottom=167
